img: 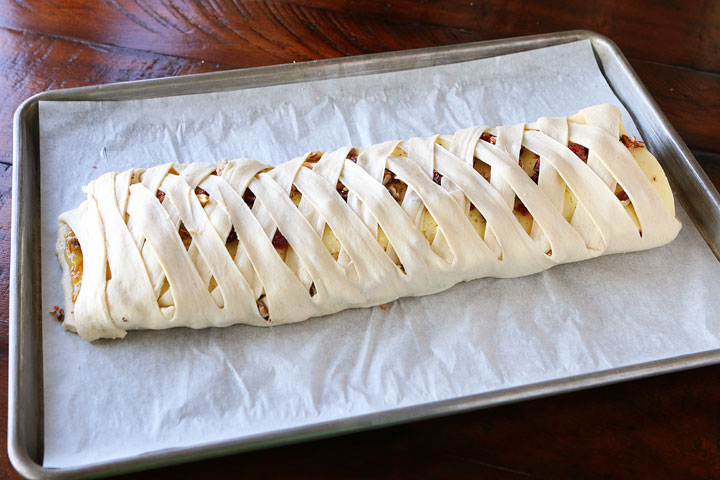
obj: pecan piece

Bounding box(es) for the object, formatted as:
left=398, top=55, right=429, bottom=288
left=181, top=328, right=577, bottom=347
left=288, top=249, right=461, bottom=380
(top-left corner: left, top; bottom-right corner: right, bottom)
left=387, top=181, right=407, bottom=203
left=256, top=296, right=270, bottom=319
left=382, top=169, right=393, bottom=186
left=306, top=151, right=324, bottom=163
left=480, top=133, right=497, bottom=144
left=195, top=187, right=210, bottom=206
left=336, top=181, right=349, bottom=201
left=216, top=158, right=229, bottom=176
left=178, top=223, right=192, bottom=244
left=620, top=134, right=645, bottom=149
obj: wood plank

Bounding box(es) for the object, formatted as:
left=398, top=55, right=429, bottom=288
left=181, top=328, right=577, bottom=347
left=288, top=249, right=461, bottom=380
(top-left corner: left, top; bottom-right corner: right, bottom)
left=0, top=165, right=17, bottom=479
left=306, top=0, right=720, bottom=72
left=1, top=28, right=719, bottom=166
left=0, top=0, right=718, bottom=73
left=281, top=0, right=720, bottom=73
left=0, top=1, right=480, bottom=67
left=631, top=60, right=720, bottom=153
left=0, top=26, right=229, bottom=164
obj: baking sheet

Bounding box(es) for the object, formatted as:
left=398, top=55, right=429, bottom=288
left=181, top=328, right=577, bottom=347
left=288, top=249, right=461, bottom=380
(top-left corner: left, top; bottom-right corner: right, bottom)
left=38, top=39, right=720, bottom=468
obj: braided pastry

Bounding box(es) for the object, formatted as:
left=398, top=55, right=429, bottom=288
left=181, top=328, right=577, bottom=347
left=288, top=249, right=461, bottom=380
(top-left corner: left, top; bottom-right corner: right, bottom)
left=56, top=104, right=681, bottom=341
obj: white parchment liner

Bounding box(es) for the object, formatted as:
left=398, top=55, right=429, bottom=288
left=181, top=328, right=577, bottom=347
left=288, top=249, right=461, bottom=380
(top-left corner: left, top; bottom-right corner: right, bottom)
left=39, top=40, right=720, bottom=468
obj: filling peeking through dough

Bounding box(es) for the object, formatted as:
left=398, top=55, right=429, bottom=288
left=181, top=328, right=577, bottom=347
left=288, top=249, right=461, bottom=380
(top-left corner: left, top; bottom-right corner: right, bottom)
left=62, top=126, right=667, bottom=321
left=63, top=231, right=83, bottom=303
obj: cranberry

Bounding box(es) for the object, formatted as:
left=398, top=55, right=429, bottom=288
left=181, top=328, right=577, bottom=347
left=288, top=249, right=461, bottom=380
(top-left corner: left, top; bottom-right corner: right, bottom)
left=272, top=230, right=288, bottom=249
left=569, top=144, right=589, bottom=162
left=515, top=201, right=529, bottom=216
left=243, top=189, right=256, bottom=208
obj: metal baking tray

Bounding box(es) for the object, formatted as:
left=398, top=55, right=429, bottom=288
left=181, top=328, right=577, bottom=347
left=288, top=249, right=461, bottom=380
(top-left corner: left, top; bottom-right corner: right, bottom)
left=9, top=30, right=720, bottom=479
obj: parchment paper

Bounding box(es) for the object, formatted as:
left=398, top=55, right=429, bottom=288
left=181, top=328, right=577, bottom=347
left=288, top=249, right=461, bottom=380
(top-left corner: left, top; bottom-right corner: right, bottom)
left=39, top=40, right=720, bottom=468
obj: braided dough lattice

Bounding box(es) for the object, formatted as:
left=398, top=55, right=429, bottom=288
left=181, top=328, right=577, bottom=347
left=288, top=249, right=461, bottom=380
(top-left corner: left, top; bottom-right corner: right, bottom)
left=56, top=105, right=681, bottom=341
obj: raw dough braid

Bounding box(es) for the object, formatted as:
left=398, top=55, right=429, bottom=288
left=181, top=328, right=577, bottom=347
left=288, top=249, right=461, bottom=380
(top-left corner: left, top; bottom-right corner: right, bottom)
left=56, top=104, right=681, bottom=341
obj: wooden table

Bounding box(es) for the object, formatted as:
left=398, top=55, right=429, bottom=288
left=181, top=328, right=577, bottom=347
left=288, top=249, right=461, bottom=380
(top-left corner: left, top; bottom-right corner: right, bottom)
left=1, top=1, right=719, bottom=478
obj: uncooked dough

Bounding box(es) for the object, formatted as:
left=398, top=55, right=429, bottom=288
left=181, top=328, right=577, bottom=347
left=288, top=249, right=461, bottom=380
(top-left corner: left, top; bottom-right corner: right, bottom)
left=55, top=104, right=681, bottom=341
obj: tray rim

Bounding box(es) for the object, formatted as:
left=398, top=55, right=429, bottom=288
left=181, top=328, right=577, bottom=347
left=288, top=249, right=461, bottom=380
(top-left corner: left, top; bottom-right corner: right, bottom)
left=9, top=29, right=720, bottom=479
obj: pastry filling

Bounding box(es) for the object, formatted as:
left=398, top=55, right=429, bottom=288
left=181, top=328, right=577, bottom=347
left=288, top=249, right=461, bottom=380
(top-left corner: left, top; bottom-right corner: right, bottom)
left=62, top=129, right=651, bottom=316
left=256, top=294, right=270, bottom=320
left=64, top=231, right=83, bottom=303
left=568, top=143, right=589, bottom=162
left=620, top=134, right=645, bottom=149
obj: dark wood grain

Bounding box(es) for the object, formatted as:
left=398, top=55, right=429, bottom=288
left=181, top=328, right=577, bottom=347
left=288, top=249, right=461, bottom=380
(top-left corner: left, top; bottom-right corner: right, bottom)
left=629, top=59, right=720, bottom=153
left=296, top=0, right=720, bottom=74
left=0, top=1, right=480, bottom=67
left=0, top=26, right=228, bottom=165
left=1, top=0, right=719, bottom=478
left=1, top=15, right=718, bottom=162
left=0, top=165, right=15, bottom=479
left=1, top=0, right=718, bottom=72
